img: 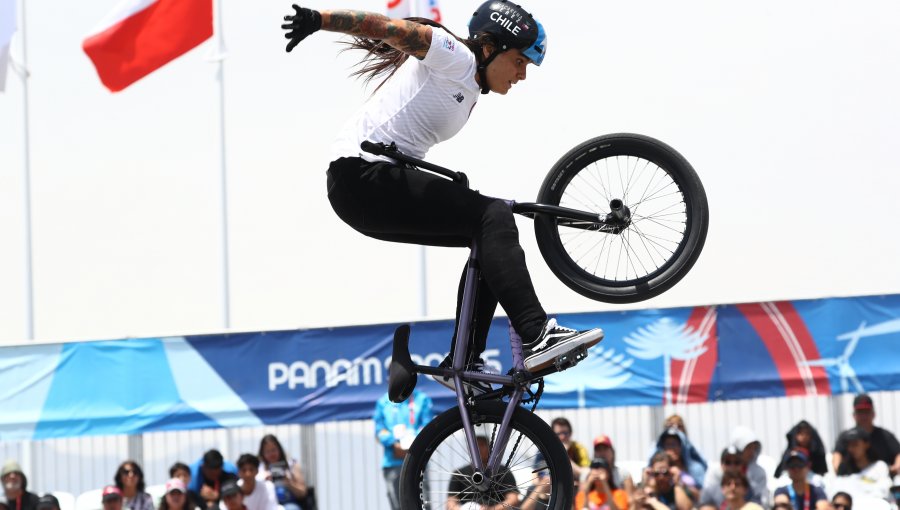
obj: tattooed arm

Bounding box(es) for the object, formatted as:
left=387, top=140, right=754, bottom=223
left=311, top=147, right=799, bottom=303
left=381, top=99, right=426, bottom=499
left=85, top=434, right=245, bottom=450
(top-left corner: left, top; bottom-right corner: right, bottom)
left=321, top=10, right=432, bottom=59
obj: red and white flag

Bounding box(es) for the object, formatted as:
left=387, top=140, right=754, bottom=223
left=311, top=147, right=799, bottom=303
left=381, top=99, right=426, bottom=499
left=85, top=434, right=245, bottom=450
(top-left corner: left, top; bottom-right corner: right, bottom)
left=417, top=0, right=441, bottom=22
left=386, top=0, right=411, bottom=19
left=387, top=0, right=441, bottom=22
left=0, top=0, right=16, bottom=92
left=83, top=0, right=212, bottom=92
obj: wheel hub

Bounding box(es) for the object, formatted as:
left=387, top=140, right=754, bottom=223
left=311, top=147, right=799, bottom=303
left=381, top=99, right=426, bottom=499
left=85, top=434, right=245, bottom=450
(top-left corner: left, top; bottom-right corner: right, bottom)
left=604, top=198, right=632, bottom=234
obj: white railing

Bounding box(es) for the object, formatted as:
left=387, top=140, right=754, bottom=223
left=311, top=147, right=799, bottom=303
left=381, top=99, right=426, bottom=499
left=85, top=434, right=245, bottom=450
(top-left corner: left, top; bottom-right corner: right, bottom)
left=4, top=391, right=900, bottom=510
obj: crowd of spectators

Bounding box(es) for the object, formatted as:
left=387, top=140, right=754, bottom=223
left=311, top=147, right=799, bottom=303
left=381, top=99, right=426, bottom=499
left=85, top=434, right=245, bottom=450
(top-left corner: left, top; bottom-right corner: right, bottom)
left=539, top=393, right=900, bottom=510
left=4, top=393, right=900, bottom=510
left=0, top=435, right=315, bottom=510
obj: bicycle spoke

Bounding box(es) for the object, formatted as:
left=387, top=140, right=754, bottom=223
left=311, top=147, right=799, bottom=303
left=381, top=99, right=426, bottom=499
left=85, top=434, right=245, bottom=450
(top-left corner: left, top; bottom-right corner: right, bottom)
left=549, top=151, right=693, bottom=285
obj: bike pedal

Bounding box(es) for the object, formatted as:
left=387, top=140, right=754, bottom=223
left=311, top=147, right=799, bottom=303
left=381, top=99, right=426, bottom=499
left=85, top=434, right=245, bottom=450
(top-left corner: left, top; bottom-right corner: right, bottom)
left=553, top=345, right=588, bottom=371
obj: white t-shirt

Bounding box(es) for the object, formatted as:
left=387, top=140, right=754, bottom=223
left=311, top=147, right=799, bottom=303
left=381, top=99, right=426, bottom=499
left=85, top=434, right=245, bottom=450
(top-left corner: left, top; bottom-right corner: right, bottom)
left=834, top=459, right=892, bottom=500
left=229, top=479, right=277, bottom=510
left=332, top=27, right=480, bottom=162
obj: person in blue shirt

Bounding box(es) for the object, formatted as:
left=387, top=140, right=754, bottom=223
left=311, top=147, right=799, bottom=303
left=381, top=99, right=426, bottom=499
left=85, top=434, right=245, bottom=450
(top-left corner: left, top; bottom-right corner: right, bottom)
left=373, top=388, right=433, bottom=510
left=187, top=450, right=238, bottom=509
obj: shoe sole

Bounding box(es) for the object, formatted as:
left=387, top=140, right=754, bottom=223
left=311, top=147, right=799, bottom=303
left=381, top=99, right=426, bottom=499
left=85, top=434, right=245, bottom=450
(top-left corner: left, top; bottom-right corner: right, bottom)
left=524, top=329, right=604, bottom=371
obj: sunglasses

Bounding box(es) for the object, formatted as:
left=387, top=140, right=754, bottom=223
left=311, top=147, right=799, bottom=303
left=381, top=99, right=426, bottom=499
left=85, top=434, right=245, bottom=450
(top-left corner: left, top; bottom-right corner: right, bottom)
left=833, top=504, right=850, bottom=510
left=652, top=470, right=671, bottom=477
left=121, top=469, right=138, bottom=476
left=786, top=463, right=806, bottom=470
left=555, top=430, right=571, bottom=437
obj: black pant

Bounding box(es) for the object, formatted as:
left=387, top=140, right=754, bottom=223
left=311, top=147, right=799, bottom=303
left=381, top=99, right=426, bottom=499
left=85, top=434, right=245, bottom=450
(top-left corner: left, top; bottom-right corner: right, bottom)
left=326, top=157, right=546, bottom=358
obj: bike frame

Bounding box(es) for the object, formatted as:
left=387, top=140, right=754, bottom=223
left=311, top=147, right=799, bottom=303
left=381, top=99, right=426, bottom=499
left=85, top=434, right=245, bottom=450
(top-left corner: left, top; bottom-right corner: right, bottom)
left=362, top=141, right=615, bottom=482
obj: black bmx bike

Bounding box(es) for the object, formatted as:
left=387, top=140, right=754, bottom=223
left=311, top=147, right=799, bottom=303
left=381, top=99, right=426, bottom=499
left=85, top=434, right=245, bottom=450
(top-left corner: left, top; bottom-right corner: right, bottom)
left=362, top=133, right=708, bottom=510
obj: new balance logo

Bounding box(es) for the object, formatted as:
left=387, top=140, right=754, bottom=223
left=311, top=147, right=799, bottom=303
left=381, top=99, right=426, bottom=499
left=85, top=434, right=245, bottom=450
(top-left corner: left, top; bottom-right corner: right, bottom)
left=453, top=92, right=465, bottom=103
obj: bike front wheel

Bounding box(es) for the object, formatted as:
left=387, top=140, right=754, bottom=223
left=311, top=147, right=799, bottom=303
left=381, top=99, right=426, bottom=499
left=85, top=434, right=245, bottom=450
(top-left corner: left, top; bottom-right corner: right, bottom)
left=535, top=133, right=709, bottom=303
left=399, top=400, right=573, bottom=510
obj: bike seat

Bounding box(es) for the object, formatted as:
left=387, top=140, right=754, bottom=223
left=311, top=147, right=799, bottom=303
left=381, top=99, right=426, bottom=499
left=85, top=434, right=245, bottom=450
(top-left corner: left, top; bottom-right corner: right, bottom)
left=388, top=324, right=417, bottom=403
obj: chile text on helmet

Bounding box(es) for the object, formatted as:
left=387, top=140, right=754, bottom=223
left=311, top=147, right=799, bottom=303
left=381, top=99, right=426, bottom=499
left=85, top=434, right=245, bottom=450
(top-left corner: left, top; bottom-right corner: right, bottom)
left=490, top=11, right=522, bottom=36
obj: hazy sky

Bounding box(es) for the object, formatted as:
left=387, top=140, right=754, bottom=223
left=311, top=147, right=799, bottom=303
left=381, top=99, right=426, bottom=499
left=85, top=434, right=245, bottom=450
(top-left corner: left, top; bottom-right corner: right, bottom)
left=1, top=0, right=899, bottom=344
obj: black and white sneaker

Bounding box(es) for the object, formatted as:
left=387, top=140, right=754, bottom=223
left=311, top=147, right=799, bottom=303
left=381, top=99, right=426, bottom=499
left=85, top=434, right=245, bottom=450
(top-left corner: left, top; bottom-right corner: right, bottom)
left=431, top=356, right=493, bottom=396
left=524, top=319, right=604, bottom=371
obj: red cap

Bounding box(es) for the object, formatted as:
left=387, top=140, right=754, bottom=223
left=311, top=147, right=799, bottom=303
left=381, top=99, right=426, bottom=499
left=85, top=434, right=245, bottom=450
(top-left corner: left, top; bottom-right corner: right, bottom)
left=102, top=486, right=122, bottom=502
left=853, top=394, right=874, bottom=411
left=593, top=434, right=613, bottom=448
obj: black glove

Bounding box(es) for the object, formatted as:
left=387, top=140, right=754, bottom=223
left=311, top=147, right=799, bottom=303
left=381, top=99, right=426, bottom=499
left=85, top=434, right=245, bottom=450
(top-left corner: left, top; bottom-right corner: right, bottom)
left=281, top=4, right=322, bottom=52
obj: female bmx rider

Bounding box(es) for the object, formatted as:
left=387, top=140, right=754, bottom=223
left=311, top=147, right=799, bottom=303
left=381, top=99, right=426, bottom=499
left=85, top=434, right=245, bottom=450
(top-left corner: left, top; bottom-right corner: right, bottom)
left=281, top=1, right=602, bottom=392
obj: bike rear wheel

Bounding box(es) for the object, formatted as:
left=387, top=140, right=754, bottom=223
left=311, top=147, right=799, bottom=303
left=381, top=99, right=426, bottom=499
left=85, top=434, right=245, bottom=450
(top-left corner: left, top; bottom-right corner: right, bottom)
left=535, top=133, right=709, bottom=303
left=399, top=400, right=573, bottom=509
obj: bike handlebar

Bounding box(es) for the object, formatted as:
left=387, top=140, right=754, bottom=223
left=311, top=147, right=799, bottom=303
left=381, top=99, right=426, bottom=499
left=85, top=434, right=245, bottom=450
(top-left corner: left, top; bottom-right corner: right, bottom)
left=360, top=141, right=608, bottom=228
left=360, top=141, right=468, bottom=187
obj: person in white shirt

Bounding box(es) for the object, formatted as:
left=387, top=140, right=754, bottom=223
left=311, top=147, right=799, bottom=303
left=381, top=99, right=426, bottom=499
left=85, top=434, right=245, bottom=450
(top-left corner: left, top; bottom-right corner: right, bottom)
left=280, top=1, right=604, bottom=390
left=835, top=426, right=892, bottom=501
left=229, top=454, right=276, bottom=510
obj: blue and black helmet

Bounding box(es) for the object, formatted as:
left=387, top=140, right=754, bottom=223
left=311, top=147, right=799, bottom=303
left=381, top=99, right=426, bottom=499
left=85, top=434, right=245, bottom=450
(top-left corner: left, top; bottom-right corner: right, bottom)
left=468, top=1, right=547, bottom=66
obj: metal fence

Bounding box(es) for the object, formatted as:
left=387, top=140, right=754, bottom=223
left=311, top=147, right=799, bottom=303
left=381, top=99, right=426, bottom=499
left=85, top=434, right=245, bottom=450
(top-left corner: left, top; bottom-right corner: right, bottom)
left=4, top=391, right=900, bottom=510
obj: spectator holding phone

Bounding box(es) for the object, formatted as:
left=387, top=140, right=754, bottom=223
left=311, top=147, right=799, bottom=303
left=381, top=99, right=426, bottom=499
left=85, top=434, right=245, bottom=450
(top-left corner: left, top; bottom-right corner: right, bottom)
left=257, top=435, right=309, bottom=510
left=593, top=435, right=635, bottom=496
left=641, top=452, right=692, bottom=510
left=575, top=457, right=629, bottom=510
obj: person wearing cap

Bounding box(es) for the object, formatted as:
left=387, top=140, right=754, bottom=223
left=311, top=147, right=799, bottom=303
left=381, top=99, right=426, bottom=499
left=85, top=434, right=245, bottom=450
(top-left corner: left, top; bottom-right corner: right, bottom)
left=772, top=449, right=829, bottom=510
left=102, top=485, right=124, bottom=510
left=169, top=463, right=204, bottom=510
left=774, top=420, right=828, bottom=478
left=188, top=450, right=238, bottom=510
left=158, top=478, right=197, bottom=510
left=218, top=481, right=245, bottom=510
left=698, top=446, right=764, bottom=510
left=36, top=494, right=60, bottom=510
left=592, top=435, right=634, bottom=495
left=575, top=457, right=629, bottom=510
left=835, top=426, right=892, bottom=500
left=651, top=427, right=703, bottom=501
left=233, top=454, right=276, bottom=510
left=1, top=460, right=40, bottom=510
left=833, top=394, right=900, bottom=477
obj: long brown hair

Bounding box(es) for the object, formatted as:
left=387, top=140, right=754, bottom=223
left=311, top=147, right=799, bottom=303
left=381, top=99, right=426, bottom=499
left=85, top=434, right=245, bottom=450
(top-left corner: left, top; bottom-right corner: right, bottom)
left=341, top=18, right=496, bottom=93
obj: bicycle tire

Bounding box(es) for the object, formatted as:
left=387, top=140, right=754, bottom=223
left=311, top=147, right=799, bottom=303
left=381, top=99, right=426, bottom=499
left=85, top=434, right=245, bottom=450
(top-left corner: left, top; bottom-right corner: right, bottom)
left=534, top=133, right=709, bottom=303
left=399, top=400, right=573, bottom=510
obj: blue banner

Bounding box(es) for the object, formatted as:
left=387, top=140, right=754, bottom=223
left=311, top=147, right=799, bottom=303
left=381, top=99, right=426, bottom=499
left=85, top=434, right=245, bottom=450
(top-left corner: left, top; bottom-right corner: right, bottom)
left=1, top=294, right=899, bottom=440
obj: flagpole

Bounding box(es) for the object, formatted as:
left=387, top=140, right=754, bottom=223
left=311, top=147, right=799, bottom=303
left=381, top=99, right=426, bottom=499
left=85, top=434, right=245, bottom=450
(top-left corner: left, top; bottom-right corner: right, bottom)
left=212, top=0, right=231, bottom=329
left=18, top=0, right=35, bottom=340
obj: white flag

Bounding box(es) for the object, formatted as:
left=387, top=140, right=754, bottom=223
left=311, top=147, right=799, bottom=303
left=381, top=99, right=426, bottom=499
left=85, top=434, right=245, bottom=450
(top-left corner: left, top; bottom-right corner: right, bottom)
left=0, top=0, right=16, bottom=92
